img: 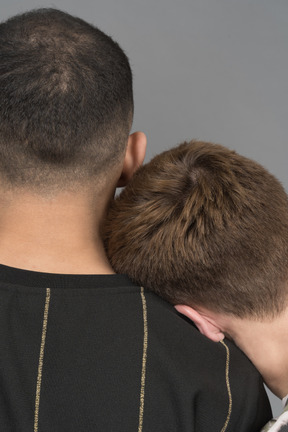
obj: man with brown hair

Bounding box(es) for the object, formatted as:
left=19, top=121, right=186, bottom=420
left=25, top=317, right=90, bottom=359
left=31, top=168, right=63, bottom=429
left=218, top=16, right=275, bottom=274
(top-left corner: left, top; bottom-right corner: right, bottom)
left=105, top=140, right=288, bottom=430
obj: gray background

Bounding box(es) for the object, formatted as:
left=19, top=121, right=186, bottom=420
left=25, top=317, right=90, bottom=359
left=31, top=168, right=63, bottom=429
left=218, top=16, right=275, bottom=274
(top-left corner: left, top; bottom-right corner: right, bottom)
left=1, top=0, right=287, bottom=417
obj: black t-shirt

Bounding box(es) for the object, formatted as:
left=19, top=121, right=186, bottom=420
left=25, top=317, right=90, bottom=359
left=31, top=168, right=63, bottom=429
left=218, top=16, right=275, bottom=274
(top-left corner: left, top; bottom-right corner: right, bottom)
left=0, top=264, right=271, bottom=431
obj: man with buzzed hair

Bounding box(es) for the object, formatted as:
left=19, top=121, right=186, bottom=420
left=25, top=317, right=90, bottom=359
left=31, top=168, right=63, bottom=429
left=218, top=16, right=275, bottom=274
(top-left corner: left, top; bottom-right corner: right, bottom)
left=0, top=9, right=271, bottom=431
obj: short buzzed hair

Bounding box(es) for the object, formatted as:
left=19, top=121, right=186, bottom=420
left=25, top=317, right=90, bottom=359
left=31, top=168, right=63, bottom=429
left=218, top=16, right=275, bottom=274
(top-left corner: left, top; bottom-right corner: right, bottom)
left=0, top=8, right=133, bottom=189
left=104, top=141, right=288, bottom=319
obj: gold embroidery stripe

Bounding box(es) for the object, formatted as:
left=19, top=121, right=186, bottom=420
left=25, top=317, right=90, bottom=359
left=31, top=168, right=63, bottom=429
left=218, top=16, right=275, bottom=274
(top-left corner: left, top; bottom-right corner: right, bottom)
left=34, top=287, right=51, bottom=432
left=138, top=287, right=148, bottom=432
left=220, top=340, right=232, bottom=432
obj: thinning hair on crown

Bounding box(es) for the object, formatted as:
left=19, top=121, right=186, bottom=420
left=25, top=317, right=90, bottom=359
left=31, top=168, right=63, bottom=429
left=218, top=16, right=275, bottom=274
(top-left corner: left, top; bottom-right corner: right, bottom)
left=0, top=8, right=133, bottom=190
left=104, top=140, right=288, bottom=319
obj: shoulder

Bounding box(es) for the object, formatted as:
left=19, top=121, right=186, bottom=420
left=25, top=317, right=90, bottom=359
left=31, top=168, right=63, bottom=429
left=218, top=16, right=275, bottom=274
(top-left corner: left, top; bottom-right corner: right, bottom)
left=144, top=289, right=261, bottom=383
left=143, top=290, right=272, bottom=431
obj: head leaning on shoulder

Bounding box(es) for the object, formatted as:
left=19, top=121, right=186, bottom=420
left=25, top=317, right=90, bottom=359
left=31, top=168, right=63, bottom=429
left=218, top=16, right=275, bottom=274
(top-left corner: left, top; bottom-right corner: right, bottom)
left=104, top=140, right=288, bottom=397
left=0, top=8, right=146, bottom=196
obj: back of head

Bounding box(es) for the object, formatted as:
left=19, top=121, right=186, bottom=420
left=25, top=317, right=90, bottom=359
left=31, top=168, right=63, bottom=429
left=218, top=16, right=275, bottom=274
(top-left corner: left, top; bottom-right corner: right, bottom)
left=0, top=8, right=133, bottom=191
left=104, top=141, right=288, bottom=319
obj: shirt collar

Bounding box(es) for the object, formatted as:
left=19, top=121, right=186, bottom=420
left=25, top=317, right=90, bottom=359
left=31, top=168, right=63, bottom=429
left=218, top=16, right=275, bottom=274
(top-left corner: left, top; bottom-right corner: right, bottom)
left=282, top=394, right=288, bottom=408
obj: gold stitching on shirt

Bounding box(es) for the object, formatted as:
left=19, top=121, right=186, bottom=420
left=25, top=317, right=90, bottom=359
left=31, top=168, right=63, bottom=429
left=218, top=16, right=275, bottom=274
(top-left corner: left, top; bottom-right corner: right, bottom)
left=34, top=287, right=51, bottom=432
left=138, top=287, right=148, bottom=432
left=220, top=340, right=232, bottom=432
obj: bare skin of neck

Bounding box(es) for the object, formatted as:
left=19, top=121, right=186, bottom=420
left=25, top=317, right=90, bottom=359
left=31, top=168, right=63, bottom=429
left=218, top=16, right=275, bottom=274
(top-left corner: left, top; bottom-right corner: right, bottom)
left=0, top=185, right=115, bottom=274
left=0, top=132, right=147, bottom=275
left=216, top=307, right=288, bottom=399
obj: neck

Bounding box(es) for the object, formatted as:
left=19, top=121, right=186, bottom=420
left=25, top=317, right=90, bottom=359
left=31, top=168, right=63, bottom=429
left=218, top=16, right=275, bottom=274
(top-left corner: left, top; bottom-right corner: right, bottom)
left=219, top=308, right=288, bottom=399
left=0, top=187, right=115, bottom=274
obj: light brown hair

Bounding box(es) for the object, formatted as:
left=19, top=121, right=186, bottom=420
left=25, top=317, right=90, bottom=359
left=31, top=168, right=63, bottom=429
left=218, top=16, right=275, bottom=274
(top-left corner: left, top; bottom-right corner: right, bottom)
left=104, top=141, right=288, bottom=319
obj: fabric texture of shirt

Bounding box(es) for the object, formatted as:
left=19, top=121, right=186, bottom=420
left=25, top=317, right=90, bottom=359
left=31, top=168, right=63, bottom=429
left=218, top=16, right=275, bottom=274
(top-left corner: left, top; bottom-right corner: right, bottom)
left=0, top=264, right=272, bottom=431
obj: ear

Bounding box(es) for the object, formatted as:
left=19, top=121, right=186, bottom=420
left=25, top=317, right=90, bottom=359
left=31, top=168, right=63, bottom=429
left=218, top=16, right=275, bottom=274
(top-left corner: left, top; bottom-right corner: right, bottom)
left=117, top=131, right=147, bottom=187
left=175, top=305, right=225, bottom=342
